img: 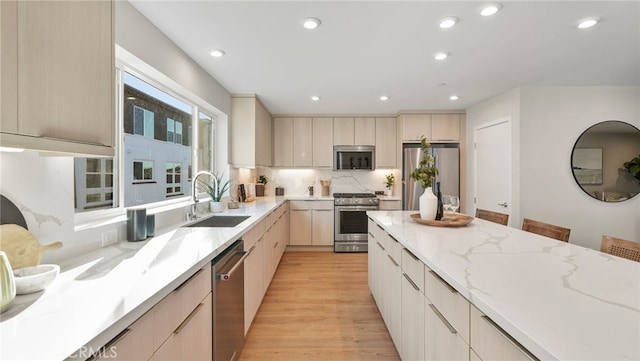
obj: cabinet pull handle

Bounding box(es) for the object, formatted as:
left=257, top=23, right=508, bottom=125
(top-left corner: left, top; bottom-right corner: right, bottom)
left=368, top=231, right=374, bottom=237
left=376, top=241, right=385, bottom=251
left=402, top=273, right=420, bottom=291
left=481, top=315, right=539, bottom=361
left=175, top=302, right=204, bottom=335
left=404, top=248, right=419, bottom=260
left=273, top=241, right=279, bottom=249
left=247, top=245, right=257, bottom=255
left=429, top=304, right=457, bottom=334
left=173, top=267, right=204, bottom=293
left=387, top=254, right=399, bottom=267
left=390, top=235, right=399, bottom=243
left=429, top=270, right=456, bottom=293
left=376, top=224, right=384, bottom=231
left=88, top=327, right=131, bottom=360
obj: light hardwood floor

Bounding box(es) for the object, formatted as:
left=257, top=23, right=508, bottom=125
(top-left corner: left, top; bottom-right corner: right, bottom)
left=238, top=252, right=400, bottom=361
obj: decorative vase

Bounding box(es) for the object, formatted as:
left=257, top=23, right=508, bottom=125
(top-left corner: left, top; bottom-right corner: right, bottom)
left=210, top=201, right=225, bottom=213
left=419, top=187, right=438, bottom=220
left=0, top=251, right=16, bottom=313
left=385, top=189, right=393, bottom=196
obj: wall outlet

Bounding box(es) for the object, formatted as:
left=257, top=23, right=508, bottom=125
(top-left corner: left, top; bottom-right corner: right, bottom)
left=101, top=229, right=118, bottom=247
left=374, top=190, right=385, bottom=195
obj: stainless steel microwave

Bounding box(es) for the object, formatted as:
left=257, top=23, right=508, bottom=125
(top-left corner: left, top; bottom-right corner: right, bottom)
left=333, top=145, right=375, bottom=171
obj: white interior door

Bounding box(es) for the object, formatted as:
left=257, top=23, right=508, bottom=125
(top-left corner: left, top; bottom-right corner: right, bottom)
left=474, top=118, right=512, bottom=224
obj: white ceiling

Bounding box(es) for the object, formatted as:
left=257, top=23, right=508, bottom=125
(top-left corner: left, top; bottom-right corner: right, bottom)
left=129, top=1, right=639, bottom=115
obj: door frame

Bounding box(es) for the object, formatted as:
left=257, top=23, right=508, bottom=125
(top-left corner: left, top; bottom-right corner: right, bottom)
left=473, top=117, right=513, bottom=225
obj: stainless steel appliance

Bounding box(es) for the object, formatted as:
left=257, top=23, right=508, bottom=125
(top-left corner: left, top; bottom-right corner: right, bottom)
left=333, top=145, right=375, bottom=171
left=212, top=239, right=248, bottom=361
left=334, top=193, right=379, bottom=252
left=403, top=143, right=459, bottom=210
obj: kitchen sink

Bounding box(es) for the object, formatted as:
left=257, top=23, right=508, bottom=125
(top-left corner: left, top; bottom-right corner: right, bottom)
left=186, top=215, right=251, bottom=228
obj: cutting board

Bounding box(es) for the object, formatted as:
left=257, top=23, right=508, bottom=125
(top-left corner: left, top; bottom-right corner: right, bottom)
left=0, top=224, right=62, bottom=269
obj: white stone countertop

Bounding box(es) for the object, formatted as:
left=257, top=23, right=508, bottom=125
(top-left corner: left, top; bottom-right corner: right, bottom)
left=0, top=197, right=287, bottom=361
left=367, top=210, right=640, bottom=361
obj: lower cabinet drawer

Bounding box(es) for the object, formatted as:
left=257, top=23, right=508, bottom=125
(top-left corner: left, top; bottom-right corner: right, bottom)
left=425, top=302, right=469, bottom=361
left=401, top=248, right=424, bottom=293
left=424, top=265, right=470, bottom=344
left=470, top=305, right=538, bottom=361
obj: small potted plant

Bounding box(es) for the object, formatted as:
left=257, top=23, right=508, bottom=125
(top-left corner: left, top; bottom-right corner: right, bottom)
left=409, top=136, right=439, bottom=219
left=384, top=173, right=395, bottom=196
left=623, top=154, right=640, bottom=181
left=256, top=175, right=268, bottom=196
left=199, top=172, right=230, bottom=212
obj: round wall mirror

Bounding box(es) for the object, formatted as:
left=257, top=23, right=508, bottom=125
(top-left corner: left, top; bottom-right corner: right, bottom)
left=571, top=120, right=640, bottom=202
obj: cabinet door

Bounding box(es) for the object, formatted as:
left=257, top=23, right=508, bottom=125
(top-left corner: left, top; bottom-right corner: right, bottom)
left=312, top=118, right=333, bottom=167
left=311, top=209, right=334, bottom=246
left=289, top=209, right=312, bottom=245
left=385, top=249, right=402, bottom=351
left=354, top=117, right=376, bottom=145
left=273, top=117, right=294, bottom=167
left=375, top=117, right=397, bottom=168
left=17, top=0, right=114, bottom=147
left=244, top=238, right=264, bottom=334
left=255, top=100, right=272, bottom=166
left=401, top=114, right=431, bottom=141
left=152, top=293, right=212, bottom=361
left=401, top=272, right=425, bottom=361
left=293, top=118, right=312, bottom=167
left=425, top=302, right=470, bottom=361
left=1, top=1, right=18, bottom=133
left=333, top=117, right=354, bottom=145
left=431, top=114, right=461, bottom=141
left=470, top=306, right=536, bottom=361
left=379, top=200, right=402, bottom=210
left=94, top=309, right=155, bottom=361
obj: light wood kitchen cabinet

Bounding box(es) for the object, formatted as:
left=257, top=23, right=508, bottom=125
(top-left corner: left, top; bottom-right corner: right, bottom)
left=379, top=199, right=402, bottom=210
left=313, top=118, right=333, bottom=168
left=231, top=95, right=272, bottom=167
left=401, top=267, right=425, bottom=361
left=92, top=309, right=155, bottom=361
left=375, top=117, right=397, bottom=168
left=273, top=117, right=294, bottom=167
left=401, top=114, right=432, bottom=142
left=294, top=118, right=313, bottom=167
left=470, top=305, right=537, bottom=361
left=289, top=201, right=333, bottom=246
left=382, top=233, right=402, bottom=351
left=333, top=117, right=354, bottom=145
left=354, top=117, right=376, bottom=145
left=1, top=0, right=114, bottom=156
left=151, top=293, right=212, bottom=361
left=244, top=235, right=264, bottom=334
left=431, top=114, right=461, bottom=141
left=425, top=300, right=470, bottom=361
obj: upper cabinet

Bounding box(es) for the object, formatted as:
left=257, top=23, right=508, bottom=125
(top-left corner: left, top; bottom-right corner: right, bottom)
left=0, top=0, right=115, bottom=156
left=273, top=117, right=293, bottom=167
left=272, top=117, right=312, bottom=168
left=375, top=117, right=397, bottom=168
left=231, top=95, right=272, bottom=168
left=400, top=113, right=462, bottom=142
left=312, top=118, right=333, bottom=168
left=333, top=117, right=375, bottom=145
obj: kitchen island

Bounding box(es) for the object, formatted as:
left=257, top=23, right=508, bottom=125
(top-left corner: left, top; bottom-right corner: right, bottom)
left=0, top=197, right=287, bottom=361
left=367, top=210, right=640, bottom=361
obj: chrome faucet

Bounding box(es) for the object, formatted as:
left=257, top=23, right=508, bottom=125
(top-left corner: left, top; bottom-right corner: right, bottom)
left=190, top=171, right=217, bottom=220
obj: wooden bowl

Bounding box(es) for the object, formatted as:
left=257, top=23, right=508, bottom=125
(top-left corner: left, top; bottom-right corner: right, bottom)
left=410, top=213, right=474, bottom=227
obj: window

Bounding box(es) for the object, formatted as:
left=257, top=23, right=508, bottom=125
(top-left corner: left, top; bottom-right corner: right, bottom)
left=166, top=162, right=182, bottom=196
left=74, top=65, right=217, bottom=214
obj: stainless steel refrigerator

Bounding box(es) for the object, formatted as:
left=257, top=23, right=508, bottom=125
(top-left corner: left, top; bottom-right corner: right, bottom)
left=403, top=143, right=460, bottom=210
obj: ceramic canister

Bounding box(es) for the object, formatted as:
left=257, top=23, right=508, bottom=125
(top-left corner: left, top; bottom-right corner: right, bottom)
left=0, top=251, right=16, bottom=313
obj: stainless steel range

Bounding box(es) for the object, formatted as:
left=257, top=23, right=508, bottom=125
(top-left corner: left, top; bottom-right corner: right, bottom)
left=334, top=193, right=379, bottom=252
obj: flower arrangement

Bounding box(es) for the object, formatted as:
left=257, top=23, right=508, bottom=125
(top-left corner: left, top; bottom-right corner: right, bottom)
left=385, top=173, right=395, bottom=190
left=409, top=136, right=438, bottom=188
left=624, top=154, right=640, bottom=181
left=199, top=172, right=230, bottom=202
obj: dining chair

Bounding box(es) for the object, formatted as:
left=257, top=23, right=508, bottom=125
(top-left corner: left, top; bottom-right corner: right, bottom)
left=475, top=209, right=509, bottom=226
left=600, top=236, right=640, bottom=262
left=521, top=218, right=571, bottom=242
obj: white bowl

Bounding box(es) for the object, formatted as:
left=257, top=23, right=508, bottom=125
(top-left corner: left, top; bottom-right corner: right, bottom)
left=13, top=264, right=59, bottom=295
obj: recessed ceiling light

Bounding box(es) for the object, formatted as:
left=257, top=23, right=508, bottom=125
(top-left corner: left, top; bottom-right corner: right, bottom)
left=439, top=17, right=458, bottom=29
left=311, top=95, right=321, bottom=101
left=380, top=95, right=389, bottom=101
left=434, top=52, right=449, bottom=60
left=302, top=17, right=321, bottom=30
left=576, top=17, right=599, bottom=29
left=210, top=49, right=225, bottom=58
left=480, top=3, right=502, bottom=16
left=450, top=95, right=459, bottom=101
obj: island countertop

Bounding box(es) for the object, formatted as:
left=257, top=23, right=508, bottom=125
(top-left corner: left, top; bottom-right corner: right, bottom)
left=367, top=210, right=640, bottom=361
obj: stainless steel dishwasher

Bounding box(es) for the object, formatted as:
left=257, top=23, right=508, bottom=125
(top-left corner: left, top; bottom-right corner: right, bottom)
left=212, top=239, right=247, bottom=361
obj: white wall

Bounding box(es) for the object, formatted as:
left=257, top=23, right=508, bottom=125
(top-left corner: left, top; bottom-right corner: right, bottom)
left=519, top=86, right=639, bottom=249
left=467, top=86, right=640, bottom=250
left=465, top=88, right=521, bottom=224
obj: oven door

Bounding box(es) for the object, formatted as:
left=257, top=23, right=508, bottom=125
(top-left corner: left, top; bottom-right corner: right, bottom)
left=334, top=205, right=378, bottom=252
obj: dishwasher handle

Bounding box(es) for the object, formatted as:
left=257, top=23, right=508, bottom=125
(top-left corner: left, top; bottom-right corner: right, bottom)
left=216, top=251, right=248, bottom=281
